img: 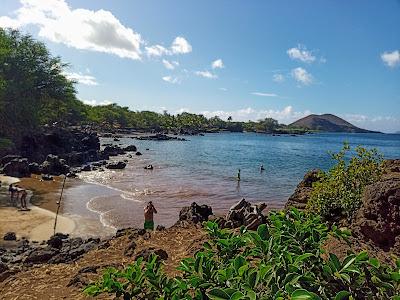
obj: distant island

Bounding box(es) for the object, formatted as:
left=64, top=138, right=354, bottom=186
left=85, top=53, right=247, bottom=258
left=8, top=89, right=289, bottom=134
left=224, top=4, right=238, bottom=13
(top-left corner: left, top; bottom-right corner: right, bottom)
left=289, top=114, right=379, bottom=133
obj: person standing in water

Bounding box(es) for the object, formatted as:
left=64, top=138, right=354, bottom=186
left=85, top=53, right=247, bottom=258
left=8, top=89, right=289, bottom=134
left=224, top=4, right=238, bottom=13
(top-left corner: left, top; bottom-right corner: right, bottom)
left=144, top=201, right=157, bottom=230
left=237, top=169, right=241, bottom=181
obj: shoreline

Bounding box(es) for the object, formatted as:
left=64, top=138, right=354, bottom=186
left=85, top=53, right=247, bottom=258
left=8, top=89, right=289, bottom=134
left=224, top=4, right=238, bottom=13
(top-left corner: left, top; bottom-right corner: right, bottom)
left=0, top=175, right=76, bottom=242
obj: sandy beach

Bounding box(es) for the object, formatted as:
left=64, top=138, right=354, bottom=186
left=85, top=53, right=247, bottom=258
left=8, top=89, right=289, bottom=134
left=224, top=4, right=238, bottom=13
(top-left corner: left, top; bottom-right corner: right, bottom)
left=0, top=175, right=75, bottom=242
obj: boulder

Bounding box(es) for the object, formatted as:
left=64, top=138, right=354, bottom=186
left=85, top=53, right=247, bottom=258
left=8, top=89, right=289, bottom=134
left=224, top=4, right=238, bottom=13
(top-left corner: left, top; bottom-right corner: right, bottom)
left=106, top=161, right=126, bottom=170
left=39, top=154, right=70, bottom=175
left=81, top=165, right=92, bottom=171
left=123, top=145, right=137, bottom=152
left=0, top=155, right=21, bottom=166
left=4, top=232, right=16, bottom=241
left=285, top=170, right=321, bottom=210
left=223, top=199, right=267, bottom=230
left=25, top=248, right=59, bottom=264
left=102, top=145, right=125, bottom=157
left=352, top=178, right=400, bottom=253
left=178, top=202, right=213, bottom=223
left=135, top=152, right=142, bottom=156
left=47, top=235, right=63, bottom=249
left=2, top=158, right=30, bottom=177
left=28, top=162, right=41, bottom=174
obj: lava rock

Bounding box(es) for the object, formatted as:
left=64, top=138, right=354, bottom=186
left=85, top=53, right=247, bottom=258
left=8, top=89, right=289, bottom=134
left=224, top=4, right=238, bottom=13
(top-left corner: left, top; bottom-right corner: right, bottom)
left=3, top=232, right=16, bottom=241
left=134, top=248, right=168, bottom=262
left=123, top=145, right=137, bottom=152
left=2, top=158, right=30, bottom=177
left=106, top=161, right=126, bottom=169
left=178, top=202, right=213, bottom=223
left=285, top=170, right=321, bottom=210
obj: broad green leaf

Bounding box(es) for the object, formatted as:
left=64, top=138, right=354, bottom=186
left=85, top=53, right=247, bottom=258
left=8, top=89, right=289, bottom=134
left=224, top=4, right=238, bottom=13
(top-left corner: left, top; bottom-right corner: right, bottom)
left=294, top=253, right=314, bottom=263
left=230, top=291, right=245, bottom=300
left=291, top=289, right=317, bottom=300
left=369, top=258, right=380, bottom=268
left=207, top=288, right=230, bottom=300
left=257, top=224, right=269, bottom=240
left=334, top=291, right=351, bottom=300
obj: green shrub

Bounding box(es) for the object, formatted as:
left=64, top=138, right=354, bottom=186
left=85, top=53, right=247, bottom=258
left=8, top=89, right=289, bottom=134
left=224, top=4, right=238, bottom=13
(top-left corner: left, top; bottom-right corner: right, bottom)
left=84, top=209, right=399, bottom=299
left=307, top=143, right=383, bottom=221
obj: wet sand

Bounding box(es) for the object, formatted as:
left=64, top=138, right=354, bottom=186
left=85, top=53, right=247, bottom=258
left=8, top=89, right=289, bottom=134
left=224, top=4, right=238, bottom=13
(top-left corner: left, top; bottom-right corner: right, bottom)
left=0, top=175, right=76, bottom=241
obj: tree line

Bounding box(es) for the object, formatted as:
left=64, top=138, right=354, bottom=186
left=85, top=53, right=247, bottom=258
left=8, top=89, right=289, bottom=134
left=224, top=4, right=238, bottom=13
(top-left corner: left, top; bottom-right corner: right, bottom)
left=0, top=29, right=306, bottom=149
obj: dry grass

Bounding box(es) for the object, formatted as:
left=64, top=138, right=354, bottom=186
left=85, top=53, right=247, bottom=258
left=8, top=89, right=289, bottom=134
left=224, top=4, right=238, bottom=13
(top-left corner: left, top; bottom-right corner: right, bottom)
left=0, top=223, right=208, bottom=299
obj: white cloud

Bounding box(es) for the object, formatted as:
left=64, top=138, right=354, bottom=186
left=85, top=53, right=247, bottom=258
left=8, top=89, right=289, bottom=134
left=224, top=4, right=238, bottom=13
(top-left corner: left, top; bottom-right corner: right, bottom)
left=287, top=45, right=317, bottom=63
left=0, top=0, right=143, bottom=60
left=195, top=70, right=217, bottom=79
left=201, top=106, right=311, bottom=124
left=162, top=75, right=180, bottom=84
left=171, top=36, right=192, bottom=54
left=381, top=50, right=400, bottom=68
left=64, top=71, right=98, bottom=86
left=83, top=99, right=113, bottom=106
left=291, top=67, right=313, bottom=85
left=145, top=36, right=192, bottom=57
left=251, top=92, right=278, bottom=97
left=162, top=59, right=179, bottom=70
left=219, top=87, right=228, bottom=91
left=273, top=74, right=285, bottom=83
left=145, top=45, right=169, bottom=57
left=212, top=59, right=224, bottom=69
left=344, top=113, right=400, bottom=133
left=0, top=0, right=192, bottom=61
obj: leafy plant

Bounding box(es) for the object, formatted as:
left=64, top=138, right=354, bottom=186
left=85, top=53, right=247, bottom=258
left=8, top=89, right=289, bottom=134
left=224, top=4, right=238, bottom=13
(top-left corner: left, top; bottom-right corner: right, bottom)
left=84, top=209, right=399, bottom=299
left=307, top=143, right=383, bottom=221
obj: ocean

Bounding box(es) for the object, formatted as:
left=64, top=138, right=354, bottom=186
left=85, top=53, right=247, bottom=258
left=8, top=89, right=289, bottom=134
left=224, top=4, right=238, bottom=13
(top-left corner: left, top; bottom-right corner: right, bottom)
left=65, top=132, right=400, bottom=233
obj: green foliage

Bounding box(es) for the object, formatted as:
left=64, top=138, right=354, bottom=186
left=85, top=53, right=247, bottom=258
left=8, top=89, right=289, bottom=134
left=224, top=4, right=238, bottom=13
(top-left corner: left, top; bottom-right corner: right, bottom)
left=307, top=143, right=384, bottom=221
left=84, top=209, right=399, bottom=299
left=0, top=28, right=80, bottom=138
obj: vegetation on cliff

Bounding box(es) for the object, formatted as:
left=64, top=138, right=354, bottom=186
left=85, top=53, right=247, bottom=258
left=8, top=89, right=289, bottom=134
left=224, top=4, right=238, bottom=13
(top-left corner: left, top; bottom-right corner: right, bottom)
left=307, top=143, right=384, bottom=221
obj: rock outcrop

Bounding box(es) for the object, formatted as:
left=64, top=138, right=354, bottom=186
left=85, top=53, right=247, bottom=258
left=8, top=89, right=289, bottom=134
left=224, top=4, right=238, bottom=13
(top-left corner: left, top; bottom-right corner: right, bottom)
left=178, top=202, right=213, bottom=223
left=1, top=158, right=30, bottom=177
left=285, top=170, right=321, bottom=210
left=219, top=199, right=267, bottom=230
left=352, top=160, right=400, bottom=254
left=106, top=161, right=126, bottom=170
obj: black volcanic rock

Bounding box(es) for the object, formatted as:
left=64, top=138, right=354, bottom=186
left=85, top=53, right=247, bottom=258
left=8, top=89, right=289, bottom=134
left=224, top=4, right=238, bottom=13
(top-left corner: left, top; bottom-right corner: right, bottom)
left=290, top=114, right=378, bottom=133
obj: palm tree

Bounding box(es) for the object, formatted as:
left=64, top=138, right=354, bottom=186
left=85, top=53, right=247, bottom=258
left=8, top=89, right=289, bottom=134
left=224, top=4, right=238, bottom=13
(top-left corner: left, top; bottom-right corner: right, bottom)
left=227, top=116, right=232, bottom=122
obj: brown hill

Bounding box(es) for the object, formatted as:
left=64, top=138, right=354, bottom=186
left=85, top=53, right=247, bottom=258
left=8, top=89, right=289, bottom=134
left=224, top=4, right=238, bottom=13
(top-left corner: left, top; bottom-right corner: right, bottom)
left=290, top=114, right=378, bottom=133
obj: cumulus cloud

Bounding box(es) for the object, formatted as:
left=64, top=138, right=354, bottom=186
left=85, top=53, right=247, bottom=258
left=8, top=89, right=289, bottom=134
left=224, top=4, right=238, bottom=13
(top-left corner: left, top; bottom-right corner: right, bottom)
left=195, top=70, right=217, bottom=79
left=162, top=59, right=179, bottom=70
left=219, top=87, right=228, bottom=91
left=0, top=0, right=192, bottom=61
left=381, top=50, right=400, bottom=68
left=201, top=106, right=311, bottom=124
left=171, top=36, right=192, bottom=54
left=211, top=59, right=224, bottom=69
left=273, top=74, right=285, bottom=83
left=64, top=71, right=98, bottom=86
left=162, top=75, right=180, bottom=84
left=146, top=36, right=192, bottom=57
left=287, top=44, right=322, bottom=63
left=344, top=113, right=400, bottom=133
left=0, top=0, right=143, bottom=59
left=291, top=67, right=313, bottom=85
left=251, top=92, right=278, bottom=97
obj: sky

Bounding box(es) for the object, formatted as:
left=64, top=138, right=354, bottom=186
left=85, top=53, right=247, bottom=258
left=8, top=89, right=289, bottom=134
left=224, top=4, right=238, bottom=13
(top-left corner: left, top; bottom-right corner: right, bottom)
left=0, top=0, right=399, bottom=132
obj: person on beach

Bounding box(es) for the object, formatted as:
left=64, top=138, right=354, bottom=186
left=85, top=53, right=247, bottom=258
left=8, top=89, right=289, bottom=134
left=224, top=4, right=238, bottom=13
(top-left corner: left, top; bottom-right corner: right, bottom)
left=260, top=164, right=265, bottom=172
left=8, top=184, right=17, bottom=206
left=237, top=169, right=241, bottom=181
left=144, top=201, right=157, bottom=230
left=20, top=189, right=28, bottom=210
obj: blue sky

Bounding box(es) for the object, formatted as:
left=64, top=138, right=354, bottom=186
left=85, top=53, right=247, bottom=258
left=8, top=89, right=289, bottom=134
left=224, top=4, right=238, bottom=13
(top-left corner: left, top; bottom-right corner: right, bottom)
left=0, top=0, right=399, bottom=132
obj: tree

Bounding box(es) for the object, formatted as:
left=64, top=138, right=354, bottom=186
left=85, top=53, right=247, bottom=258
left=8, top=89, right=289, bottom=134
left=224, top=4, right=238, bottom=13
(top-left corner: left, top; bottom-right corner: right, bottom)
left=227, top=116, right=232, bottom=122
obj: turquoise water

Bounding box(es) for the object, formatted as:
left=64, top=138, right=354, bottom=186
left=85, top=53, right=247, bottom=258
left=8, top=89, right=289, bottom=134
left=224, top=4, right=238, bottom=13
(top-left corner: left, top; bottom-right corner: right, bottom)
left=78, top=132, right=400, bottom=229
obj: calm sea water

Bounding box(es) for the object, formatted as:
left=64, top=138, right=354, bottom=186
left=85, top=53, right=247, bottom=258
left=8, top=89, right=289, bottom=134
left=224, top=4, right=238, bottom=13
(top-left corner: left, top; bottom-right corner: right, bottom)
left=72, top=132, right=400, bottom=231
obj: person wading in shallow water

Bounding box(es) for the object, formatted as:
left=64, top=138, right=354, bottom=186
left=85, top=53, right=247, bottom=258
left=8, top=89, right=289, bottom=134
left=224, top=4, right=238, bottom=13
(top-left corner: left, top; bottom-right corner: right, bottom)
left=144, top=201, right=157, bottom=230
